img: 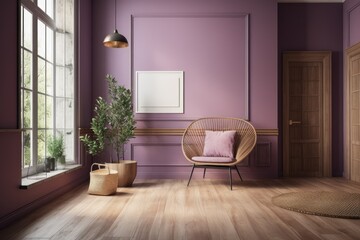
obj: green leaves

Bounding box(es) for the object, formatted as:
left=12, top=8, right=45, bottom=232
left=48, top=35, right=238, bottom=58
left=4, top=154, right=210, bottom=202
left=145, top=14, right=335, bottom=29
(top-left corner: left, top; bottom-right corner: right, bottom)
left=80, top=75, right=136, bottom=162
left=80, top=97, right=107, bottom=156
left=48, top=134, right=65, bottom=159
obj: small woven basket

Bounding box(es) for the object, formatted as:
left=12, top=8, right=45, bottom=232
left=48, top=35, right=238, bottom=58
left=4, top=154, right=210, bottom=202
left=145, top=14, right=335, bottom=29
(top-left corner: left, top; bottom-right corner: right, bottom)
left=88, top=163, right=118, bottom=195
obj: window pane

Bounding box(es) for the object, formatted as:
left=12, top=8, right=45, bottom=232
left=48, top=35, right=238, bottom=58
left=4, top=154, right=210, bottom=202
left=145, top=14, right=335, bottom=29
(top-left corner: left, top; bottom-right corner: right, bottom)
left=65, top=67, right=73, bottom=98
left=21, top=90, right=24, bottom=125
left=55, top=32, right=64, bottom=65
left=65, top=0, right=74, bottom=34
left=46, top=62, right=53, bottom=95
left=37, top=0, right=45, bottom=13
left=56, top=98, right=65, bottom=129
left=56, top=66, right=64, bottom=97
left=23, top=130, right=32, bottom=167
left=38, top=20, right=46, bottom=58
left=46, top=96, right=53, bottom=128
left=38, top=94, right=45, bottom=128
left=38, top=130, right=45, bottom=163
left=47, top=0, right=54, bottom=19
left=38, top=58, right=45, bottom=93
left=46, top=130, right=53, bottom=155
left=65, top=99, right=74, bottom=129
left=24, top=50, right=32, bottom=89
left=65, top=33, right=73, bottom=66
left=21, top=7, right=24, bottom=46
left=24, top=90, right=32, bottom=128
left=55, top=0, right=65, bottom=43
left=64, top=130, right=74, bottom=162
left=20, top=50, right=24, bottom=88
left=23, top=8, right=32, bottom=51
left=46, top=26, right=54, bottom=62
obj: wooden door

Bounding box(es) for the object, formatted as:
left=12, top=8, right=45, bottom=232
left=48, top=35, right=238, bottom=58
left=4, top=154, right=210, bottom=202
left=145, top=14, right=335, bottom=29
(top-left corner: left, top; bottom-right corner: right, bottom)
left=283, top=52, right=332, bottom=177
left=347, top=42, right=360, bottom=182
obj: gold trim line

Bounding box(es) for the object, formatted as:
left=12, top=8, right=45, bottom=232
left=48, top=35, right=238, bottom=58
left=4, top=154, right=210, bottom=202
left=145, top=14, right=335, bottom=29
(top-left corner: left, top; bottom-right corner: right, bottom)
left=135, top=128, right=278, bottom=136
left=79, top=128, right=278, bottom=136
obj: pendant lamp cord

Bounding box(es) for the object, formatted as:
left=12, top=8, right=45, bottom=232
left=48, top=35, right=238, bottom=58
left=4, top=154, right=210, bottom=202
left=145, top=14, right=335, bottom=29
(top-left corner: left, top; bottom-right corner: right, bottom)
left=114, top=0, right=117, bottom=30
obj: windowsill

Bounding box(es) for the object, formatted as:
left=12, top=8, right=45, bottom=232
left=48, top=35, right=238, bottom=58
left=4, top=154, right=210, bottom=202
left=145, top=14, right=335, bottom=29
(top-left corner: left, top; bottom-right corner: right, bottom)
left=20, top=164, right=82, bottom=189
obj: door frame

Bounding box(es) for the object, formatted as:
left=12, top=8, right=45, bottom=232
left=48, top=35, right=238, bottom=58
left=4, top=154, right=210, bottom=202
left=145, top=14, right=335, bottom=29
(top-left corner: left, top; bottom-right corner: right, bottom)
left=283, top=51, right=332, bottom=177
left=345, top=42, right=360, bottom=180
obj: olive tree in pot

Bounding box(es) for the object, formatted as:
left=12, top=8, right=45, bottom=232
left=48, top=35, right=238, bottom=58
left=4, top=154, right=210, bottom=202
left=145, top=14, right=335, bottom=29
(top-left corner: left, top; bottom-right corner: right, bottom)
left=80, top=74, right=137, bottom=187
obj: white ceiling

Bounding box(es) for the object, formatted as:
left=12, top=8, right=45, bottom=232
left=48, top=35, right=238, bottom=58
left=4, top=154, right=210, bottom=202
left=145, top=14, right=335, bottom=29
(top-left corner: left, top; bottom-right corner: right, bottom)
left=278, top=0, right=344, bottom=2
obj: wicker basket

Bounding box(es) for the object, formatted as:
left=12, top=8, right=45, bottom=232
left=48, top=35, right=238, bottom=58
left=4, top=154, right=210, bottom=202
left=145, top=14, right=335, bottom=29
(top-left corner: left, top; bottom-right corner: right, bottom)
left=88, top=163, right=118, bottom=195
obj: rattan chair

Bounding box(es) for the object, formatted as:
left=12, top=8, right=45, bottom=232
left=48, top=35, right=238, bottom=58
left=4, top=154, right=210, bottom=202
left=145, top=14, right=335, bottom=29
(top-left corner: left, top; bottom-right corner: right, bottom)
left=182, top=117, right=257, bottom=190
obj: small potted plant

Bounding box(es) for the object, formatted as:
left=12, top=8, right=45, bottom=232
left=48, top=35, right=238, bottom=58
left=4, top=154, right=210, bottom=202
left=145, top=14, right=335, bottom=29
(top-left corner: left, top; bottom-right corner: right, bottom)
left=48, top=134, right=66, bottom=170
left=80, top=74, right=137, bottom=187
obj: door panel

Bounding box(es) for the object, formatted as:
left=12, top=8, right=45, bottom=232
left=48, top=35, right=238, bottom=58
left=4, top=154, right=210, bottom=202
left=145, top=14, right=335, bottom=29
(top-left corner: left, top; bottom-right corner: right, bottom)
left=347, top=43, right=360, bottom=182
left=289, top=62, right=322, bottom=176
left=283, top=52, right=331, bottom=177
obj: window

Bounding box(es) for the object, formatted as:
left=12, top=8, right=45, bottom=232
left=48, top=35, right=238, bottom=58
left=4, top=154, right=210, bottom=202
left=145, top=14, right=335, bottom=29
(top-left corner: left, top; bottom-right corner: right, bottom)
left=20, top=0, right=76, bottom=178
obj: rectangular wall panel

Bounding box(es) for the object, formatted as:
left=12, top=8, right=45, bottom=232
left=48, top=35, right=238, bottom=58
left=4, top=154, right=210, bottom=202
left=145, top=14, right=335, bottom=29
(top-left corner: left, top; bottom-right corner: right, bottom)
left=132, top=14, right=249, bottom=120
left=254, top=142, right=271, bottom=167
left=130, top=139, right=275, bottom=179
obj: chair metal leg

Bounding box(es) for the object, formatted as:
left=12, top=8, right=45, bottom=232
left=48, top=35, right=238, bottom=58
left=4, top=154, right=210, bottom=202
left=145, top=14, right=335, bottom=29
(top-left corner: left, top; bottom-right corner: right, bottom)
left=203, top=168, right=206, bottom=178
left=187, top=164, right=195, bottom=187
left=235, top=165, right=243, bottom=182
left=229, top=167, right=233, bottom=190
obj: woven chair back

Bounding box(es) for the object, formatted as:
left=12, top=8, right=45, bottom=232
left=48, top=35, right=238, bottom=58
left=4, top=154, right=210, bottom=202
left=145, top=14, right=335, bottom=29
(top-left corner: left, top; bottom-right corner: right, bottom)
left=182, top=117, right=257, bottom=166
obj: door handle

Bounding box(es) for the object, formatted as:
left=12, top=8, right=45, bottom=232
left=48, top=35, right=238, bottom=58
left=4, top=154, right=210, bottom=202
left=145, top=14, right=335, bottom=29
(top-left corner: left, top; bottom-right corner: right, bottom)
left=289, top=120, right=301, bottom=126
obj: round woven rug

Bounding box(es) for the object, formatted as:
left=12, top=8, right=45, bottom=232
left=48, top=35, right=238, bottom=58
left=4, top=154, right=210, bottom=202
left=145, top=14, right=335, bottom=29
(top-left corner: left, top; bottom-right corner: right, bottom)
left=272, top=191, right=360, bottom=219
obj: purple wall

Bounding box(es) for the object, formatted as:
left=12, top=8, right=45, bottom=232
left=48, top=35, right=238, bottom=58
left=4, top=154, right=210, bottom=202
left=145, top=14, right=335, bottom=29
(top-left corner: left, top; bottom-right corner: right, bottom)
left=0, top=1, right=17, bottom=129
left=0, top=0, right=92, bottom=228
left=92, top=0, right=279, bottom=179
left=344, top=0, right=360, bottom=49
left=278, top=3, right=344, bottom=177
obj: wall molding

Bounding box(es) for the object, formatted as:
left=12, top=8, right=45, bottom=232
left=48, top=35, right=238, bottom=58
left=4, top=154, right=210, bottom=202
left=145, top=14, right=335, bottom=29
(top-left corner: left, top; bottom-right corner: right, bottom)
left=137, top=164, right=190, bottom=167
left=134, top=128, right=278, bottom=136
left=80, top=128, right=278, bottom=136
left=131, top=13, right=250, bottom=120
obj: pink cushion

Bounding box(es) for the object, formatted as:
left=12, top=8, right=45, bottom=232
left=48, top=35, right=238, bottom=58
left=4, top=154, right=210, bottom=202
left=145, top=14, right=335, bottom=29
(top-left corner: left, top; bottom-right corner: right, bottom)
left=203, top=130, right=236, bottom=158
left=192, top=156, right=235, bottom=163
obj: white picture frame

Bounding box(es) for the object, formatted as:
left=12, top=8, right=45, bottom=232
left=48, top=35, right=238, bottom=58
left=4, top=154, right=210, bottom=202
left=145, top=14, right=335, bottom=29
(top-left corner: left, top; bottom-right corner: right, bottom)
left=135, top=71, right=184, bottom=113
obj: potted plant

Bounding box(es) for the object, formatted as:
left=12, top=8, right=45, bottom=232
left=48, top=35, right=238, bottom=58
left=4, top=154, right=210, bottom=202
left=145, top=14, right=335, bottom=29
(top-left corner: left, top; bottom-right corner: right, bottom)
left=80, top=74, right=137, bottom=187
left=48, top=134, right=66, bottom=170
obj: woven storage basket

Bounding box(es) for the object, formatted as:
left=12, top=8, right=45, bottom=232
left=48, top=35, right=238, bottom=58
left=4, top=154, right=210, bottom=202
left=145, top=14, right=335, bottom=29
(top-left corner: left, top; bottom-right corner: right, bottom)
left=88, top=163, right=118, bottom=195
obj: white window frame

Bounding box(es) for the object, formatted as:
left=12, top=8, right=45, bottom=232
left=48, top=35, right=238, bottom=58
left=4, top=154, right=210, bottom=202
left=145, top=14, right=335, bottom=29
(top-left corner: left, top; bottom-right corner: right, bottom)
left=19, top=0, right=78, bottom=178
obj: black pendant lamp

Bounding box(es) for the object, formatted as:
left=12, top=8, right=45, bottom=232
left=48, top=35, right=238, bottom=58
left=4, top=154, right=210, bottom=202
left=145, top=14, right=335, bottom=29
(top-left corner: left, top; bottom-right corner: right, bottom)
left=103, top=0, right=128, bottom=48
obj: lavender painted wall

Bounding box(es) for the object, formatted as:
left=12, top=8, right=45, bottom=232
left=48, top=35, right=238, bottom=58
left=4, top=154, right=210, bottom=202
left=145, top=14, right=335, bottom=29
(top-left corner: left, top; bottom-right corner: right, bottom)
left=0, top=0, right=92, bottom=228
left=344, top=0, right=360, bottom=49
left=92, top=0, right=279, bottom=179
left=278, top=3, right=343, bottom=177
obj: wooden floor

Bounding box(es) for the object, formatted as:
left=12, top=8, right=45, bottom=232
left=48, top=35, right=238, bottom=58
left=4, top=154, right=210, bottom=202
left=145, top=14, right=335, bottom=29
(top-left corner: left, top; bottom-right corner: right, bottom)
left=2, top=178, right=360, bottom=240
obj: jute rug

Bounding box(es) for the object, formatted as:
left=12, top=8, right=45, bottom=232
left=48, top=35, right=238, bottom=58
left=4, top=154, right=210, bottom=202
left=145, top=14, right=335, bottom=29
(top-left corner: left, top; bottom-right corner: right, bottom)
left=272, top=191, right=360, bottom=219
